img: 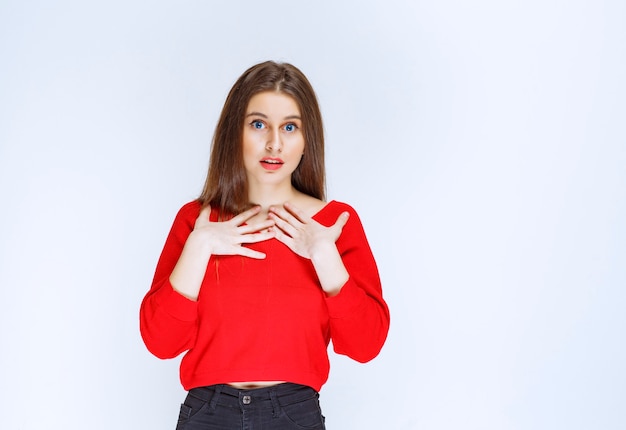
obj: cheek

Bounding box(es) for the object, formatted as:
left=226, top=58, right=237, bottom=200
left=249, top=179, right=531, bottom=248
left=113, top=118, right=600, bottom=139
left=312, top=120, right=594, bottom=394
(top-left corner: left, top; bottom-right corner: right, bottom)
left=291, top=135, right=305, bottom=155
left=242, top=136, right=258, bottom=167
left=242, top=132, right=261, bottom=152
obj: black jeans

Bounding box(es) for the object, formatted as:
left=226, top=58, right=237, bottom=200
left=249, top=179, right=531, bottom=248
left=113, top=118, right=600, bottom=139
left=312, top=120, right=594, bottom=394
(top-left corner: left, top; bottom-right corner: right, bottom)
left=175, top=383, right=326, bottom=430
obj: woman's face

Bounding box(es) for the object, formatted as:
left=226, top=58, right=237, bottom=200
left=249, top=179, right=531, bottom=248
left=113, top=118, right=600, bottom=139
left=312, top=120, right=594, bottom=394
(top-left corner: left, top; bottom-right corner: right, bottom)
left=242, top=91, right=305, bottom=188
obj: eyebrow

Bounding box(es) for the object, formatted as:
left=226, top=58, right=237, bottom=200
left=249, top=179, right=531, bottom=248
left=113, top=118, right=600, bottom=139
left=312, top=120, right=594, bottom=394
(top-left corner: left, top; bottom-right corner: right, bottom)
left=245, top=112, right=302, bottom=120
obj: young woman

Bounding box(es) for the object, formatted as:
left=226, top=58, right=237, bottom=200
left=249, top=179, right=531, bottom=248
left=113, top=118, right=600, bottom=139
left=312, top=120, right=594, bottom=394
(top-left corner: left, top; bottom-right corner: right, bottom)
left=140, top=61, right=390, bottom=430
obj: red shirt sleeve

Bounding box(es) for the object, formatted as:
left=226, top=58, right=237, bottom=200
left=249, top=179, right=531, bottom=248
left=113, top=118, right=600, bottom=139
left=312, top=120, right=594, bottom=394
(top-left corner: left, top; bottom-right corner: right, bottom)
left=320, top=202, right=390, bottom=363
left=139, top=201, right=202, bottom=359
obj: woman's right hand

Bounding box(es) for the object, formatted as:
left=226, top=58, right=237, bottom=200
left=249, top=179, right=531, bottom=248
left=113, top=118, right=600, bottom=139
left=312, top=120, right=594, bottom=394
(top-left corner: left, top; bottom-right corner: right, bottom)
left=169, top=205, right=275, bottom=301
left=190, top=205, right=276, bottom=259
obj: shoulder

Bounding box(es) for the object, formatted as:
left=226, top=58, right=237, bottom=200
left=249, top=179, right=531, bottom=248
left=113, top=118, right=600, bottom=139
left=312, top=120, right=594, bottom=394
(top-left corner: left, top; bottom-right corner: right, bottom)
left=291, top=193, right=326, bottom=218
left=171, top=200, right=202, bottom=227
left=175, top=200, right=230, bottom=224
left=319, top=200, right=359, bottom=217
left=319, top=201, right=373, bottom=252
left=314, top=200, right=364, bottom=229
left=177, top=200, right=202, bottom=218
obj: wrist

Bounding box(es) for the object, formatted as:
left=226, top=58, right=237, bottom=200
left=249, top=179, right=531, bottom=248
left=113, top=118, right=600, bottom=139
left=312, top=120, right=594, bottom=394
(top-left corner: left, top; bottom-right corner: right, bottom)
left=309, top=242, right=339, bottom=263
left=186, top=230, right=214, bottom=258
left=310, top=243, right=349, bottom=296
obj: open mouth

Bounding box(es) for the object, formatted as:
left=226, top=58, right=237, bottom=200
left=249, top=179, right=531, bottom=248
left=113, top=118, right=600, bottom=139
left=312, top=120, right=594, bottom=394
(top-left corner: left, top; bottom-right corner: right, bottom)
left=260, top=158, right=284, bottom=170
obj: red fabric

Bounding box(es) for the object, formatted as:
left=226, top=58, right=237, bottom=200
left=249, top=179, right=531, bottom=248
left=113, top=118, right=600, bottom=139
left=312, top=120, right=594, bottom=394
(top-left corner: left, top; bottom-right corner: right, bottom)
left=140, top=200, right=389, bottom=392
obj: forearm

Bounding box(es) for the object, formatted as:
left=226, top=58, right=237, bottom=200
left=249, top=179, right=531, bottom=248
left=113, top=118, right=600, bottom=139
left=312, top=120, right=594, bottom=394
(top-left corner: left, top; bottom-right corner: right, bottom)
left=310, top=243, right=349, bottom=296
left=169, top=231, right=213, bottom=301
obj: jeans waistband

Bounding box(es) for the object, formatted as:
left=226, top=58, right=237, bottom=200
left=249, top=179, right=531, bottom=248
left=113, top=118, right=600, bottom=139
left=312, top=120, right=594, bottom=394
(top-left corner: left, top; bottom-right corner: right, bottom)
left=187, top=383, right=318, bottom=410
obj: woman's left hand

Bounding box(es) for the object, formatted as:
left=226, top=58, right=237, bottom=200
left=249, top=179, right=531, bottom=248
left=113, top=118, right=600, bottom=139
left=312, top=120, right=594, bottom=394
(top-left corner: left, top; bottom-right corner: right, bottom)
left=268, top=202, right=350, bottom=295
left=268, top=202, right=349, bottom=260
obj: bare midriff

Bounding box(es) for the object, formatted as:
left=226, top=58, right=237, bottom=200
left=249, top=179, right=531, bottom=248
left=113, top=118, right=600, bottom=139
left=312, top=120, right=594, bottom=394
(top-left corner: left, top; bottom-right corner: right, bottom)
left=227, top=381, right=287, bottom=389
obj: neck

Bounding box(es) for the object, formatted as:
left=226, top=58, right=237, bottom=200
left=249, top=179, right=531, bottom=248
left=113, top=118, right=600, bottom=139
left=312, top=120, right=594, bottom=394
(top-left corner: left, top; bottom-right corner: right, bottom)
left=248, top=182, right=300, bottom=210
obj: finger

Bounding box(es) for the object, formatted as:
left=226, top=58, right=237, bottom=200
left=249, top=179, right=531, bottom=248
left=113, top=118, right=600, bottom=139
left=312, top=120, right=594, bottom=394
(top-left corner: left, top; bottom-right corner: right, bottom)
left=282, top=202, right=308, bottom=223
left=329, top=212, right=350, bottom=237
left=197, top=205, right=212, bottom=220
left=238, top=230, right=276, bottom=244
left=333, top=211, right=350, bottom=230
left=268, top=211, right=298, bottom=237
left=231, top=205, right=262, bottom=225
left=269, top=204, right=303, bottom=226
left=237, top=247, right=267, bottom=259
left=271, top=226, right=295, bottom=249
left=194, top=205, right=213, bottom=229
left=238, top=219, right=275, bottom=235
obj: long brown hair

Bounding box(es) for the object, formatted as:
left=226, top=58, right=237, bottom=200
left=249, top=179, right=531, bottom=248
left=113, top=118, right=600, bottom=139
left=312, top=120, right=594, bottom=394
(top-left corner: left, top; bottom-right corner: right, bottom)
left=198, top=61, right=326, bottom=216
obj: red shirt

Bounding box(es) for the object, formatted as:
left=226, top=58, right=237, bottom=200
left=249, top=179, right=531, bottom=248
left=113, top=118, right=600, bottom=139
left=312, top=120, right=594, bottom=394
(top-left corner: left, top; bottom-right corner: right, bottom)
left=140, top=200, right=389, bottom=392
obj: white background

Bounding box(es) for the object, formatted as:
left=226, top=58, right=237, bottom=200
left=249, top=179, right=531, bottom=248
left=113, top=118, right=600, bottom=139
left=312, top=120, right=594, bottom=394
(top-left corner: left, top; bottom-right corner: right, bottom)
left=1, top=1, right=625, bottom=429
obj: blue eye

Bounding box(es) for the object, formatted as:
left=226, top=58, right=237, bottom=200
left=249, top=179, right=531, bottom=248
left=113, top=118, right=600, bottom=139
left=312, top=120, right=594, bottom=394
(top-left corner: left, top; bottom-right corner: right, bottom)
left=284, top=123, right=297, bottom=132
left=251, top=120, right=265, bottom=129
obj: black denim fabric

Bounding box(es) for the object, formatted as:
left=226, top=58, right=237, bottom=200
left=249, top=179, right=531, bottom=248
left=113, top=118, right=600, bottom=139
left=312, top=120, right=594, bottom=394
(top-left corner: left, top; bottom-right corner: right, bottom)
left=175, top=383, right=326, bottom=430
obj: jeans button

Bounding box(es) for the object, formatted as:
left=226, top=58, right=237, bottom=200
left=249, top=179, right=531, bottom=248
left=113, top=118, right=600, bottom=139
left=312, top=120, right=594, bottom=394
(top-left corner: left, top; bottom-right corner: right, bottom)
left=242, top=395, right=251, bottom=405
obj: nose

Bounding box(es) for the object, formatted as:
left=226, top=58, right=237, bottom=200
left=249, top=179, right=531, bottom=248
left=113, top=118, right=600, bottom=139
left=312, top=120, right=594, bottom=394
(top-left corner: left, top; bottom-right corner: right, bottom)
left=265, top=129, right=282, bottom=153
